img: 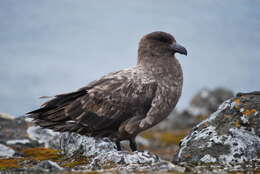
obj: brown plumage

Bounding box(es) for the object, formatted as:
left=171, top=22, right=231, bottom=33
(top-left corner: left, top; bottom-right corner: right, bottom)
left=27, top=31, right=187, bottom=151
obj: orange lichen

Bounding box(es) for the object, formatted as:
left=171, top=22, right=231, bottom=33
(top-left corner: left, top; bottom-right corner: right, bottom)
left=233, top=98, right=241, bottom=105
left=224, top=114, right=232, bottom=118
left=183, top=153, right=192, bottom=159
left=203, top=122, right=209, bottom=127
left=21, top=147, right=61, bottom=160
left=197, top=121, right=209, bottom=130
left=242, top=109, right=257, bottom=116
left=0, top=159, right=20, bottom=170
left=234, top=120, right=241, bottom=128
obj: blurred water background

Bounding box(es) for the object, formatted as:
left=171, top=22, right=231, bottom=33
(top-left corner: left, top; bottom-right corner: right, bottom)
left=0, top=0, right=259, bottom=116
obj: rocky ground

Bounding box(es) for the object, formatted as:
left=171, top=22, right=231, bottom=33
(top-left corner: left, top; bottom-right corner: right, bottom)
left=0, top=88, right=259, bottom=174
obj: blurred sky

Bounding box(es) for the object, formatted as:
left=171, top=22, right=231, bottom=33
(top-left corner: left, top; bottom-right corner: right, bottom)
left=0, top=0, right=260, bottom=116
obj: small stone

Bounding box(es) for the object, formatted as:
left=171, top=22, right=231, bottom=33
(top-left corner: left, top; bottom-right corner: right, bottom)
left=35, top=160, right=64, bottom=172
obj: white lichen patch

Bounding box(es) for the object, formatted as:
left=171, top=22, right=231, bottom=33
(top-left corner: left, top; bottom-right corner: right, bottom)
left=0, top=144, right=15, bottom=157
left=6, top=139, right=30, bottom=145
left=36, top=160, right=64, bottom=171
left=200, top=154, right=217, bottom=163
left=239, top=108, right=245, bottom=112
left=194, top=126, right=216, bottom=141
left=47, top=160, right=64, bottom=170
left=240, top=115, right=249, bottom=124
left=219, top=128, right=260, bottom=164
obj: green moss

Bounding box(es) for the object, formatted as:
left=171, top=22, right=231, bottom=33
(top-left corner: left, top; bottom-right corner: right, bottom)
left=141, top=130, right=188, bottom=146
left=62, top=157, right=90, bottom=168
left=0, top=159, right=20, bottom=170
left=196, top=114, right=208, bottom=122
left=21, top=147, right=62, bottom=160
left=101, top=160, right=117, bottom=169
left=159, top=132, right=186, bottom=145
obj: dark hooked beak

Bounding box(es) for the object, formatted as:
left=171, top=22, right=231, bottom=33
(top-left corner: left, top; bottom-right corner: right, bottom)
left=170, top=43, right=187, bottom=56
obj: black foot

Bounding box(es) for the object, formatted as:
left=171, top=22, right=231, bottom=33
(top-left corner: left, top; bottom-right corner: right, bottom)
left=236, top=91, right=260, bottom=97
left=129, top=138, right=137, bottom=151
left=116, top=141, right=121, bottom=151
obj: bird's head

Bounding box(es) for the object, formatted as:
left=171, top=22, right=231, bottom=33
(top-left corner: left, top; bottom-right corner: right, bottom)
left=138, top=31, right=187, bottom=64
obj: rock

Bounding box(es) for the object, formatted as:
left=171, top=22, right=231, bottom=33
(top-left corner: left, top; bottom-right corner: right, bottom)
left=187, top=87, right=234, bottom=116
left=0, top=144, right=15, bottom=157
left=0, top=114, right=41, bottom=151
left=0, top=114, right=29, bottom=144
left=27, top=126, right=60, bottom=148
left=34, top=160, right=64, bottom=172
left=50, top=131, right=161, bottom=170
left=24, top=126, right=183, bottom=172
left=173, top=92, right=260, bottom=165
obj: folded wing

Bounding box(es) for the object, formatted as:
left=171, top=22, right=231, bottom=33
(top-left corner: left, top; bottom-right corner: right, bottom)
left=27, top=70, right=157, bottom=137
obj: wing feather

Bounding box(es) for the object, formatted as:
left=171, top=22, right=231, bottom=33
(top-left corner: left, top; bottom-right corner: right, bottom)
left=27, top=69, right=157, bottom=136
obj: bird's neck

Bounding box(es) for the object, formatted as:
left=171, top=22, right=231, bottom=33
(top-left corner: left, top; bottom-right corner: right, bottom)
left=137, top=55, right=181, bottom=76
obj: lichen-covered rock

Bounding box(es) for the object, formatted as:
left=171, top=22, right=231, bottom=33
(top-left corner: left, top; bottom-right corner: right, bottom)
left=27, top=126, right=60, bottom=149
left=0, top=114, right=28, bottom=144
left=59, top=132, right=160, bottom=170
left=0, top=114, right=41, bottom=151
left=0, top=144, right=15, bottom=157
left=173, top=93, right=260, bottom=165
left=24, top=126, right=184, bottom=172
left=34, top=160, right=64, bottom=172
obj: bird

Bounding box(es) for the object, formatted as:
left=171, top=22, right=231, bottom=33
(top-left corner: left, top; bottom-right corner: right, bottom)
left=27, top=31, right=187, bottom=151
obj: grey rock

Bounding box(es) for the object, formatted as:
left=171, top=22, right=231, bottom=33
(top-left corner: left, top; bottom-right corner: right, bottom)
left=34, top=160, right=64, bottom=172
left=0, top=114, right=28, bottom=144
left=26, top=126, right=178, bottom=171
left=57, top=132, right=161, bottom=170
left=173, top=93, right=260, bottom=165
left=27, top=126, right=60, bottom=148
left=187, top=87, right=234, bottom=116
left=0, top=144, right=15, bottom=157
left=0, top=114, right=41, bottom=151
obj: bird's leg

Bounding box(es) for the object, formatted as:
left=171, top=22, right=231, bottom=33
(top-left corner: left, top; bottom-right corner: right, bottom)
left=116, top=140, right=122, bottom=151
left=129, top=138, right=137, bottom=151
